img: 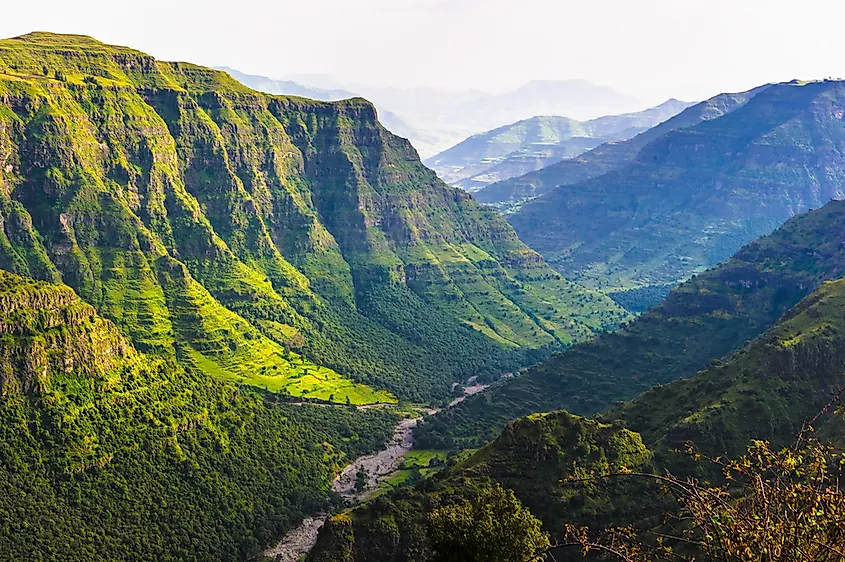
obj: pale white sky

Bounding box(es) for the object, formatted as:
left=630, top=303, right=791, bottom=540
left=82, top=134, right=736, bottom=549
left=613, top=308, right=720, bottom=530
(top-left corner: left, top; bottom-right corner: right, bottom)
left=2, top=0, right=844, bottom=103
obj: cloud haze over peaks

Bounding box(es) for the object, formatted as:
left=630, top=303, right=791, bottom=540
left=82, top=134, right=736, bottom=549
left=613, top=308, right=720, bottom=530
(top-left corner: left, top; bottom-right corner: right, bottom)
left=2, top=0, right=844, bottom=104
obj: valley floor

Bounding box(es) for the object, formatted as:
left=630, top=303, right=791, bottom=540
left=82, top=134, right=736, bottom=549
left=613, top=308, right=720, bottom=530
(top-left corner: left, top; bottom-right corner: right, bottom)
left=265, top=382, right=485, bottom=561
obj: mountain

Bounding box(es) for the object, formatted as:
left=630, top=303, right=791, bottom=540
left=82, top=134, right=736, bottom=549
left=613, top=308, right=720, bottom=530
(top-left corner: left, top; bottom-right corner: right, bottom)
left=217, top=67, right=421, bottom=145
left=0, top=269, right=398, bottom=560
left=456, top=79, right=645, bottom=124
left=503, top=80, right=845, bottom=298
left=287, top=78, right=647, bottom=158
left=475, top=86, right=767, bottom=209
left=416, top=198, right=845, bottom=448
left=0, top=32, right=629, bottom=407
left=308, top=411, right=655, bottom=562
left=309, top=206, right=845, bottom=562
left=425, top=99, right=692, bottom=192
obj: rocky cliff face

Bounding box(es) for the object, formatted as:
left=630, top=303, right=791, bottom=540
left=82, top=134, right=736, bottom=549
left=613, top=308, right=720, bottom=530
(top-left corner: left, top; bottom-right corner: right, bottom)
left=0, top=32, right=628, bottom=404
left=0, top=271, right=130, bottom=395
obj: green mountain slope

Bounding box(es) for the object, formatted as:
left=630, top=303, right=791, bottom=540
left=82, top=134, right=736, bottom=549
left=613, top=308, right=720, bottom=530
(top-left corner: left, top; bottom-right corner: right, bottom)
left=0, top=32, right=628, bottom=404
left=604, top=276, right=845, bottom=462
left=310, top=265, right=845, bottom=562
left=308, top=411, right=654, bottom=562
left=0, top=270, right=397, bottom=560
left=506, top=80, right=845, bottom=295
left=416, top=199, right=845, bottom=447
left=426, top=99, right=691, bottom=192
left=474, top=86, right=766, bottom=209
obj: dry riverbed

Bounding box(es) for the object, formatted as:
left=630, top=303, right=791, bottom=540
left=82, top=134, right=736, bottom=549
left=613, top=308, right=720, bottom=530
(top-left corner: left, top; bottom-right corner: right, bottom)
left=265, top=379, right=492, bottom=561
left=265, top=416, right=421, bottom=561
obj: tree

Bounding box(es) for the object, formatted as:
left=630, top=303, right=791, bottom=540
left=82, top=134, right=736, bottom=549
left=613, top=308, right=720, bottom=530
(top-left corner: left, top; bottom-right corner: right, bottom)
left=354, top=469, right=367, bottom=492
left=427, top=484, right=550, bottom=562
left=553, top=438, right=845, bottom=562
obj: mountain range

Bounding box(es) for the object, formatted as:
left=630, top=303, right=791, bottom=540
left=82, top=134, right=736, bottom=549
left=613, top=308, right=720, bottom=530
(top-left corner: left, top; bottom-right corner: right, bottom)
left=475, top=80, right=845, bottom=312
left=5, top=29, right=845, bottom=562
left=424, top=99, right=692, bottom=191
left=475, top=85, right=769, bottom=209
left=310, top=195, right=845, bottom=562
left=0, top=32, right=632, bottom=559
left=222, top=70, right=649, bottom=157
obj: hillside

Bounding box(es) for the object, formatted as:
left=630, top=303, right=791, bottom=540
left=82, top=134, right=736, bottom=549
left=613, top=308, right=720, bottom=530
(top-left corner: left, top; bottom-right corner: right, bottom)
left=416, top=199, right=845, bottom=447
left=425, top=99, right=691, bottom=192
left=0, top=270, right=397, bottom=560
left=604, top=276, right=845, bottom=463
left=506, top=80, right=845, bottom=296
left=0, top=32, right=628, bottom=406
left=475, top=86, right=766, bottom=210
left=308, top=411, right=656, bottom=562
left=310, top=242, right=845, bottom=562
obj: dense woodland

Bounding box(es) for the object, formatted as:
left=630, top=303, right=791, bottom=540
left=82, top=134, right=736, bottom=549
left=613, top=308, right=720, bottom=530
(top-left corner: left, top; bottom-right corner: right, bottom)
left=0, top=270, right=397, bottom=560
left=2, top=29, right=845, bottom=562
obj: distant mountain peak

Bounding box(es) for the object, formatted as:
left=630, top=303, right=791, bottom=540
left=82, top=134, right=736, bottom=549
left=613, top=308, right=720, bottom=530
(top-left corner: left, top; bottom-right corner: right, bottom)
left=426, top=100, right=692, bottom=191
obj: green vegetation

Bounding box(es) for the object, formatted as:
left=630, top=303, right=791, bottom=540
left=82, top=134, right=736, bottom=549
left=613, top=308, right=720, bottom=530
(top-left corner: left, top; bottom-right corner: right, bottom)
left=401, top=449, right=448, bottom=469
left=415, top=199, right=845, bottom=448
left=0, top=31, right=630, bottom=410
left=504, top=80, right=845, bottom=298
left=424, top=99, right=690, bottom=192
left=308, top=411, right=657, bottom=562
left=427, top=485, right=550, bottom=562
left=0, top=270, right=398, bottom=560
left=442, top=439, right=845, bottom=562
left=475, top=87, right=764, bottom=211
left=311, top=261, right=845, bottom=561
left=0, top=32, right=636, bottom=560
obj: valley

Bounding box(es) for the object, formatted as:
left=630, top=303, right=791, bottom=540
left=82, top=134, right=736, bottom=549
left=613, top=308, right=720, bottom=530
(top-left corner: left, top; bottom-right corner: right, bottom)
left=2, top=9, right=845, bottom=562
left=266, top=416, right=420, bottom=562
left=266, top=379, right=491, bottom=562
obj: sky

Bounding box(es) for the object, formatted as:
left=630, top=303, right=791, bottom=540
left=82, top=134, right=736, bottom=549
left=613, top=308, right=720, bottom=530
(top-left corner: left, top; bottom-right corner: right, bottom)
left=2, top=0, right=844, bottom=104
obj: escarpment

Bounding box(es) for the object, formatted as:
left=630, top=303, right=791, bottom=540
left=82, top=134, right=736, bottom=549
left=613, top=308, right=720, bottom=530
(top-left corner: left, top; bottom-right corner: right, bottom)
left=0, top=32, right=630, bottom=405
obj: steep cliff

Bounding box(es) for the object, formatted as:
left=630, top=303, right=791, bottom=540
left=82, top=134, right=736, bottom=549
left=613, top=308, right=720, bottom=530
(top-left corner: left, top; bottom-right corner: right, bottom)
left=0, top=32, right=628, bottom=405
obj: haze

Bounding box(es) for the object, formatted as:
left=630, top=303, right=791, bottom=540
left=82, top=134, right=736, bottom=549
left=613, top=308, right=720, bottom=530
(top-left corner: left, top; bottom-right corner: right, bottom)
left=3, top=0, right=844, bottom=103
